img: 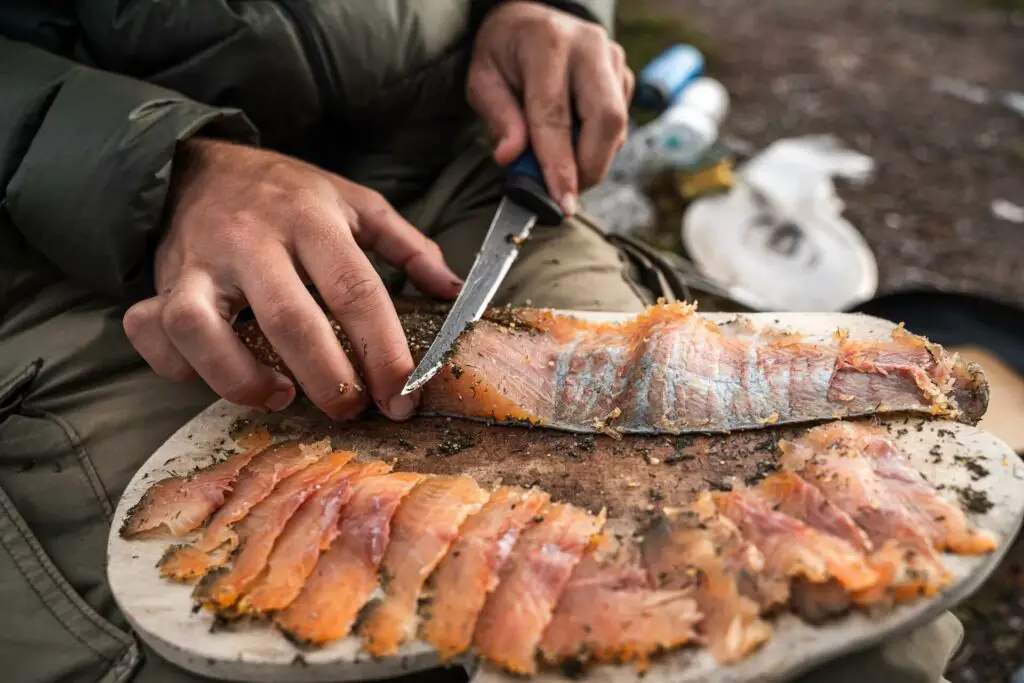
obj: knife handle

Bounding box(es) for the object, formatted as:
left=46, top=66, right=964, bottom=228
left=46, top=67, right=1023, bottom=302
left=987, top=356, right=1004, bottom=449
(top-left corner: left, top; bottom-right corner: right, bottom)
left=505, top=121, right=582, bottom=227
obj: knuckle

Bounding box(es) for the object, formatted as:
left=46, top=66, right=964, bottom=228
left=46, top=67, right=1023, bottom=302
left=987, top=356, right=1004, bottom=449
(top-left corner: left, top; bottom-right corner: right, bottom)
left=122, top=303, right=151, bottom=340
left=610, top=42, right=627, bottom=64
left=162, top=363, right=196, bottom=383
left=597, top=104, right=628, bottom=135
left=362, top=338, right=410, bottom=378
left=220, top=375, right=269, bottom=406
left=161, top=293, right=206, bottom=337
left=580, top=23, right=607, bottom=42
left=331, top=272, right=384, bottom=315
left=258, top=300, right=308, bottom=340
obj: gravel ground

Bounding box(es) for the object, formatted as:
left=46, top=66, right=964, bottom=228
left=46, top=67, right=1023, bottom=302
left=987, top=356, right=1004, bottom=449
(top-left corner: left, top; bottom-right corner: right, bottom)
left=628, top=0, right=1024, bottom=309
left=618, top=2, right=1024, bottom=681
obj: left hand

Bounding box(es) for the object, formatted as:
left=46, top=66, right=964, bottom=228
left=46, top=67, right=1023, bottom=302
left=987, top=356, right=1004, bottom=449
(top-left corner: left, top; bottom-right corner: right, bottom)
left=468, top=1, right=634, bottom=215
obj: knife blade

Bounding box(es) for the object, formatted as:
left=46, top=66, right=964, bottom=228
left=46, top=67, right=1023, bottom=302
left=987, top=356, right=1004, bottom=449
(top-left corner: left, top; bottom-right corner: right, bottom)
left=400, top=146, right=567, bottom=396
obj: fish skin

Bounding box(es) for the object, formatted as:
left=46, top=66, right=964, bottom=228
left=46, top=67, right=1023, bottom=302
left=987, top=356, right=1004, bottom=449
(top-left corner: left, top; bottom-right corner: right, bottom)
left=193, top=452, right=359, bottom=612
left=421, top=485, right=551, bottom=663
left=642, top=497, right=773, bottom=664
left=120, top=447, right=263, bottom=539
left=158, top=440, right=331, bottom=582
left=359, top=475, right=489, bottom=658
left=780, top=423, right=962, bottom=602
left=472, top=503, right=606, bottom=675
left=274, top=472, right=427, bottom=646
left=235, top=460, right=394, bottom=616
left=538, top=537, right=701, bottom=670
left=713, top=488, right=879, bottom=594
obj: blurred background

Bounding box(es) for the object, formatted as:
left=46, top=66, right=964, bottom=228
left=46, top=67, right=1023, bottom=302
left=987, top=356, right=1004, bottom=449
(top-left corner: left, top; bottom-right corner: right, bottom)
left=601, top=1, right=1022, bottom=681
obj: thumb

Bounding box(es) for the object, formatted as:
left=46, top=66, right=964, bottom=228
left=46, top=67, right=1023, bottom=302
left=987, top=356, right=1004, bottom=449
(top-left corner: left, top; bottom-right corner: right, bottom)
left=467, top=61, right=527, bottom=166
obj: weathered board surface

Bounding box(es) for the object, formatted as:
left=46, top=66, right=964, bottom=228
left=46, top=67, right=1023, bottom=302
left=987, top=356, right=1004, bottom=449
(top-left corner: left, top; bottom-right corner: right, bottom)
left=107, top=312, right=1024, bottom=683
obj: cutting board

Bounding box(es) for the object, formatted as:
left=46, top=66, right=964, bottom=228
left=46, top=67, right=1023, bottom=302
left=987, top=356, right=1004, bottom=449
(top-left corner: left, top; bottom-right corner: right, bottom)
left=106, top=311, right=1024, bottom=683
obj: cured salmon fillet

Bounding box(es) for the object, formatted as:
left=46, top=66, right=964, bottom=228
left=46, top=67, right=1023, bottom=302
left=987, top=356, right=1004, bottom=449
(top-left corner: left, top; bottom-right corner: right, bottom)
left=158, top=440, right=330, bottom=581
left=713, top=488, right=879, bottom=594
left=360, top=475, right=489, bottom=657
left=780, top=422, right=979, bottom=600
left=240, top=302, right=987, bottom=434
left=642, top=496, right=773, bottom=663
left=473, top=503, right=606, bottom=675
left=193, top=452, right=359, bottom=612
left=275, top=472, right=427, bottom=645
left=120, top=440, right=268, bottom=538
left=421, top=485, right=551, bottom=662
left=538, top=537, right=701, bottom=669
left=236, top=460, right=394, bottom=616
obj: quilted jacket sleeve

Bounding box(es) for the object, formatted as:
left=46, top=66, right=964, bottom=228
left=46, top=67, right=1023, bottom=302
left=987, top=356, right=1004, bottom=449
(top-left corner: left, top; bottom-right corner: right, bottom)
left=0, top=38, right=258, bottom=300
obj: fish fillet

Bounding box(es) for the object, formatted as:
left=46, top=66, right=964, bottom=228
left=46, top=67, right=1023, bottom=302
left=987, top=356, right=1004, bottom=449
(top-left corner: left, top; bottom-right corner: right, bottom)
left=360, top=475, right=489, bottom=657
left=193, top=452, right=359, bottom=612
left=421, top=485, right=551, bottom=662
left=642, top=496, right=773, bottom=664
left=236, top=460, right=394, bottom=616
left=120, top=441, right=268, bottom=538
left=713, top=488, right=879, bottom=594
left=239, top=302, right=986, bottom=434
left=158, top=440, right=330, bottom=581
left=780, top=423, right=964, bottom=601
left=275, top=472, right=427, bottom=645
left=473, top=503, right=607, bottom=675
left=756, top=472, right=873, bottom=554
left=538, top=536, right=701, bottom=669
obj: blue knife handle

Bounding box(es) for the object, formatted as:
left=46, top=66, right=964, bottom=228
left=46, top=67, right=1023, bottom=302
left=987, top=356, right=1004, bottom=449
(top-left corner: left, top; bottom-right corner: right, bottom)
left=504, top=121, right=581, bottom=227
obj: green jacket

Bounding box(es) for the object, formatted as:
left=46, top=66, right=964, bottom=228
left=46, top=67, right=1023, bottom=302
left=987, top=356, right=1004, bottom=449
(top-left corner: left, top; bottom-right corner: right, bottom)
left=0, top=0, right=614, bottom=300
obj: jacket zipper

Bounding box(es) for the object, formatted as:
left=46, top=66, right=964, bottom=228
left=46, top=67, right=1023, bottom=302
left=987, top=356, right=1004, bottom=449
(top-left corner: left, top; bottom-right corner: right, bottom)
left=277, top=0, right=342, bottom=118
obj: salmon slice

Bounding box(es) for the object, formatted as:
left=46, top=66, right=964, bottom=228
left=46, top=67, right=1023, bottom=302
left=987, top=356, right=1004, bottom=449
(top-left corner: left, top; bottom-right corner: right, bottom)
left=191, top=451, right=358, bottom=612
left=235, top=460, right=394, bottom=616
left=275, top=472, right=427, bottom=645
left=713, top=488, right=878, bottom=594
left=538, top=536, right=701, bottom=670
left=240, top=302, right=987, bottom=435
left=421, top=485, right=551, bottom=662
left=780, top=423, right=958, bottom=601
left=359, top=475, right=489, bottom=657
left=120, top=439, right=268, bottom=538
left=158, top=440, right=330, bottom=581
left=642, top=496, right=773, bottom=664
left=472, top=502, right=606, bottom=675
left=755, top=471, right=873, bottom=553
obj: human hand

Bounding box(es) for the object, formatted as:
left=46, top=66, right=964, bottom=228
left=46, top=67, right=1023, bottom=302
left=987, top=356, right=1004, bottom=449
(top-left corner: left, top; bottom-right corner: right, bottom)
left=468, top=1, right=634, bottom=215
left=123, top=138, right=462, bottom=421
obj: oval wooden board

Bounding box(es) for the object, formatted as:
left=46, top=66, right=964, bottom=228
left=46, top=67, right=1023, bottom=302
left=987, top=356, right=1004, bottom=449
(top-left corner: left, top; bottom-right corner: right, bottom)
left=107, top=312, right=1024, bottom=683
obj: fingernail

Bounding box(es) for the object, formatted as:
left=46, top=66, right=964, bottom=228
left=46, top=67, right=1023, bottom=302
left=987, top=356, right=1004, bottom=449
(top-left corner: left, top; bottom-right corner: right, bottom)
left=561, top=193, right=578, bottom=217
left=266, top=387, right=295, bottom=412
left=387, top=393, right=417, bottom=421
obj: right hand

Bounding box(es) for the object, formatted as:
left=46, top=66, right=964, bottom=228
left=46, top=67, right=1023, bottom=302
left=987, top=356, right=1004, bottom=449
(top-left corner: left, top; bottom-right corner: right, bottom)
left=123, top=138, right=462, bottom=421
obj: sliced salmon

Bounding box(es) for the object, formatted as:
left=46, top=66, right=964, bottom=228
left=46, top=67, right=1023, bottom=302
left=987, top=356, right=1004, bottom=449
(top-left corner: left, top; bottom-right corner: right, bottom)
left=359, top=475, right=489, bottom=657
left=713, top=488, right=878, bottom=594
left=472, top=502, right=606, bottom=675
left=642, top=496, right=773, bottom=664
left=120, top=443, right=267, bottom=538
left=538, top=536, right=700, bottom=670
left=192, top=451, right=358, bottom=612
left=780, top=422, right=959, bottom=601
left=235, top=460, right=394, bottom=616
left=158, top=440, right=330, bottom=581
left=275, top=472, right=427, bottom=645
left=421, top=485, right=551, bottom=662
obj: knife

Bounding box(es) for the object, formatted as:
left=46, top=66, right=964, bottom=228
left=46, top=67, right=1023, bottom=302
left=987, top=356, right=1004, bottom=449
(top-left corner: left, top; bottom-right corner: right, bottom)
left=400, top=143, right=569, bottom=396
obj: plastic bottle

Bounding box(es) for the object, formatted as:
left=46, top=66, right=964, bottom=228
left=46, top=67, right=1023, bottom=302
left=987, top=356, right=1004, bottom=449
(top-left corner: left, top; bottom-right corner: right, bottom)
left=634, top=44, right=705, bottom=113
left=646, top=77, right=730, bottom=169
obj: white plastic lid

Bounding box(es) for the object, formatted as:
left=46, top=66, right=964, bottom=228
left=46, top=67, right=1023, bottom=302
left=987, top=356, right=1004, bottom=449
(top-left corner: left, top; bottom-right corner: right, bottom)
left=667, top=77, right=730, bottom=127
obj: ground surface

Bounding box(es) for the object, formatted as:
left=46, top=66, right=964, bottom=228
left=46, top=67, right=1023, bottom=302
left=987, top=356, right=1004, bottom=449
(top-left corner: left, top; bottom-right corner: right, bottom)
left=615, top=2, right=1024, bottom=681
left=620, top=0, right=1024, bottom=309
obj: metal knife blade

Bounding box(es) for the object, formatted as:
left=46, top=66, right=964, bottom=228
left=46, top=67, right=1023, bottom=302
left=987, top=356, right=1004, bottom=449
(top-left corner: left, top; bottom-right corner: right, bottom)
left=400, top=197, right=538, bottom=395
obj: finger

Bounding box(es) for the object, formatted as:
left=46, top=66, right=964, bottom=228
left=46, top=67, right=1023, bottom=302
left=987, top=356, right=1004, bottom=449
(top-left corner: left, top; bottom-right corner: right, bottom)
left=295, top=212, right=419, bottom=421
left=161, top=269, right=295, bottom=411
left=572, top=44, right=630, bottom=189
left=123, top=296, right=196, bottom=381
left=341, top=186, right=462, bottom=300
left=467, top=58, right=528, bottom=165
left=520, top=42, right=577, bottom=214
left=238, top=242, right=371, bottom=421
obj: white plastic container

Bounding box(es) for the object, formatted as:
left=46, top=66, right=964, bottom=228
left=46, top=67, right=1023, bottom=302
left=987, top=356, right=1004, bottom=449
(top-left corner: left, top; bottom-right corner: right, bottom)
left=647, top=77, right=730, bottom=169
